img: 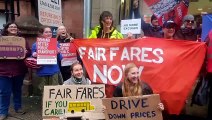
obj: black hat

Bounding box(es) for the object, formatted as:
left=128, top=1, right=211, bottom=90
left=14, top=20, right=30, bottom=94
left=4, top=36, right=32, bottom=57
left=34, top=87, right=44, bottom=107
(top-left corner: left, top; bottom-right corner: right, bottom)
left=163, top=20, right=176, bottom=28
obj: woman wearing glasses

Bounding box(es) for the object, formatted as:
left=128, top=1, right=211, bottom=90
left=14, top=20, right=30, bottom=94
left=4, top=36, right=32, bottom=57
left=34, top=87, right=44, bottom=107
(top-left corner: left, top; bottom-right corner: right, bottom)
left=174, top=14, right=197, bottom=41
left=0, top=22, right=31, bottom=120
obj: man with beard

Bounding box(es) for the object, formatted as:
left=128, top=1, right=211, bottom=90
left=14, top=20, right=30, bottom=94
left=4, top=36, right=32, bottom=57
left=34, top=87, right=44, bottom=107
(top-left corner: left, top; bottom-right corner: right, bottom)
left=57, top=26, right=74, bottom=81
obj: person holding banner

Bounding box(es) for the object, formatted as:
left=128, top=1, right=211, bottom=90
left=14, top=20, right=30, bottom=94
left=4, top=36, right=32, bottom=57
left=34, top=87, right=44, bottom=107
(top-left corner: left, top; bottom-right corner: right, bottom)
left=57, top=25, right=74, bottom=81
left=174, top=14, right=197, bottom=41
left=63, top=61, right=91, bottom=85
left=162, top=20, right=177, bottom=39
left=31, top=26, right=62, bottom=93
left=89, top=11, right=124, bottom=39
left=113, top=63, right=164, bottom=111
left=0, top=22, right=31, bottom=119
left=142, top=15, right=163, bottom=38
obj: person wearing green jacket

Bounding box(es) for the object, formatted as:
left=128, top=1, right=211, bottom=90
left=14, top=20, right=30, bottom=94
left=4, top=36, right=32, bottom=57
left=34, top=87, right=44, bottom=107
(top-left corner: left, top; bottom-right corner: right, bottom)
left=89, top=11, right=123, bottom=39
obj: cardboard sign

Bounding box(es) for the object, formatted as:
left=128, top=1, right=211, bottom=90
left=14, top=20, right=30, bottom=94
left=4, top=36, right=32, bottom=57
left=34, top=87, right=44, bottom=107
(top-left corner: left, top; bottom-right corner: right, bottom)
left=0, top=36, right=26, bottom=59
left=121, top=19, right=141, bottom=34
left=37, top=37, right=57, bottom=64
left=102, top=94, right=162, bottom=120
left=42, top=84, right=105, bottom=118
left=60, top=43, right=77, bottom=66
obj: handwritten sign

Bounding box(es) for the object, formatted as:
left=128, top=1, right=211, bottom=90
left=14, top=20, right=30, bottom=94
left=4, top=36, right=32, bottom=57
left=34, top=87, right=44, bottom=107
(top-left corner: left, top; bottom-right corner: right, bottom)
left=121, top=19, right=141, bottom=34
left=42, top=85, right=105, bottom=118
left=102, top=94, right=163, bottom=120
left=0, top=36, right=26, bottom=59
left=37, top=37, right=57, bottom=64
left=60, top=43, right=77, bottom=66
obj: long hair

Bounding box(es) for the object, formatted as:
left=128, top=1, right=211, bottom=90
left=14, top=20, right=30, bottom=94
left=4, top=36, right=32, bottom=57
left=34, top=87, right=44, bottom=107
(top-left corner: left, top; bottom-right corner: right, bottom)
left=122, top=63, right=142, bottom=97
left=1, top=21, right=19, bottom=36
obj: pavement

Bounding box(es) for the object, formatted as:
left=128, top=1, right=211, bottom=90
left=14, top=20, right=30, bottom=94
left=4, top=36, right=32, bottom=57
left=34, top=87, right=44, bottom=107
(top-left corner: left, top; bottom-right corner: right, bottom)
left=5, top=95, right=208, bottom=120
left=7, top=96, right=42, bottom=120
left=4, top=78, right=208, bottom=120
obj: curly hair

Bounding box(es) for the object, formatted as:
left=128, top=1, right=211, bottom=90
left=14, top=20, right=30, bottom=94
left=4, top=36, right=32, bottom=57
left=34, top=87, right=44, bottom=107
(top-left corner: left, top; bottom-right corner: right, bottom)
left=1, top=21, right=19, bottom=36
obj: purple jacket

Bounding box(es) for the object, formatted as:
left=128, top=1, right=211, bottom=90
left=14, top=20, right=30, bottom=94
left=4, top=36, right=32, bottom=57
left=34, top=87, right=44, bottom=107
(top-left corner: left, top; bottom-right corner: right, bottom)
left=0, top=39, right=31, bottom=77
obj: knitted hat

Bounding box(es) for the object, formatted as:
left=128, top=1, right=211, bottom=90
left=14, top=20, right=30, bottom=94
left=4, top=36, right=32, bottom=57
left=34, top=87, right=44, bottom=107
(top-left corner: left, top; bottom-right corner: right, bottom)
left=183, top=14, right=194, bottom=22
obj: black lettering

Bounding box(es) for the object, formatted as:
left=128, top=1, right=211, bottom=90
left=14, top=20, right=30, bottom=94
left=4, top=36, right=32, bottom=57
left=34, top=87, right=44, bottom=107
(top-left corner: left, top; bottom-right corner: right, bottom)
left=111, top=100, right=118, bottom=109
left=88, top=87, right=92, bottom=99
left=55, top=89, right=63, bottom=99
left=49, top=89, right=55, bottom=99
left=147, top=111, right=151, bottom=118
left=120, top=100, right=128, bottom=110
left=98, top=87, right=105, bottom=98
left=81, top=87, right=87, bottom=99
left=132, top=99, right=140, bottom=108
left=76, top=87, right=83, bottom=99
left=66, top=88, right=72, bottom=98
left=152, top=111, right=156, bottom=117
left=141, top=98, right=149, bottom=108
left=92, top=87, right=99, bottom=99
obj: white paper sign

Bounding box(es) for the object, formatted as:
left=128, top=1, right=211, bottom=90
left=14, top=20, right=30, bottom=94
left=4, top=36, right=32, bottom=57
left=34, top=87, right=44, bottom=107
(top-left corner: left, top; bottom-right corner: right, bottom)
left=38, top=0, right=62, bottom=27
left=121, top=19, right=141, bottom=34
left=37, top=57, right=57, bottom=65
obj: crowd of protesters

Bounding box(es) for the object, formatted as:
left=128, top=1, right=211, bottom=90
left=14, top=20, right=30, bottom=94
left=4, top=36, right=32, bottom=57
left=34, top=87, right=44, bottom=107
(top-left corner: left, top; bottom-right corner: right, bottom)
left=0, top=7, right=211, bottom=120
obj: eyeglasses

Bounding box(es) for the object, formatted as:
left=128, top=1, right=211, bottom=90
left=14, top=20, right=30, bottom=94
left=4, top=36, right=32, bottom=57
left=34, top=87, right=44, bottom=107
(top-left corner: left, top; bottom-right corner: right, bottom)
left=185, top=20, right=194, bottom=24
left=8, top=26, right=17, bottom=28
left=165, top=24, right=175, bottom=29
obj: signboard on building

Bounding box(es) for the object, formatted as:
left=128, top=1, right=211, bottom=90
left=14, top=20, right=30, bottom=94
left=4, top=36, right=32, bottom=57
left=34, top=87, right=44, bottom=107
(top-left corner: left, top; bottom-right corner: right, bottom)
left=38, top=0, right=62, bottom=27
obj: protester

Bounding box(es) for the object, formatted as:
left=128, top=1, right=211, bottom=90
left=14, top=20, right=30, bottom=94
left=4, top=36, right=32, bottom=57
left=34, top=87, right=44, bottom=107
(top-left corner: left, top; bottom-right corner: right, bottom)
left=0, top=22, right=31, bottom=120
left=31, top=26, right=62, bottom=93
left=57, top=25, right=74, bottom=81
left=162, top=20, right=177, bottom=39
left=113, top=63, right=164, bottom=111
left=205, top=30, right=212, bottom=120
left=63, top=61, right=91, bottom=85
left=174, top=14, right=197, bottom=41
left=89, top=11, right=124, bottom=39
left=142, top=15, right=163, bottom=38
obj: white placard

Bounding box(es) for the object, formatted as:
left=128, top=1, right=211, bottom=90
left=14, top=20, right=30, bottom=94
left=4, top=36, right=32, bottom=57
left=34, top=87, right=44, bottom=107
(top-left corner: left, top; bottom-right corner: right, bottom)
left=37, top=58, right=57, bottom=65
left=38, top=0, right=62, bottom=27
left=121, top=19, right=141, bottom=34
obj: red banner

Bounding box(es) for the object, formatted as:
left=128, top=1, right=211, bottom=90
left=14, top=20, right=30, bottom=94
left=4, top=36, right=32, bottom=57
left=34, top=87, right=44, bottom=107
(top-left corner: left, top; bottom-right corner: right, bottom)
left=144, top=0, right=189, bottom=26
left=73, top=38, right=206, bottom=114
